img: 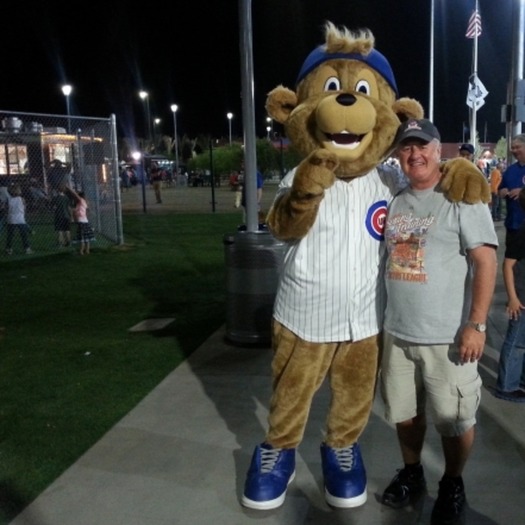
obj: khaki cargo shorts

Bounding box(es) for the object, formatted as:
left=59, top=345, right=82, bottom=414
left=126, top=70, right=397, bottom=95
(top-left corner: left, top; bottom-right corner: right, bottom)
left=380, top=331, right=481, bottom=437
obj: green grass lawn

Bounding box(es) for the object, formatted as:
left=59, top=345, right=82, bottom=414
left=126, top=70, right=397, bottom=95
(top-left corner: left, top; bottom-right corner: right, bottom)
left=0, top=212, right=241, bottom=523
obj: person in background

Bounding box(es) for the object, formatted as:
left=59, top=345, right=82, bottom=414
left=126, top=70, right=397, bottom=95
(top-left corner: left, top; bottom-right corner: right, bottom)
left=5, top=184, right=32, bottom=255
left=489, top=161, right=503, bottom=221
left=476, top=150, right=491, bottom=177
left=233, top=171, right=243, bottom=209
left=493, top=187, right=525, bottom=402
left=379, top=119, right=498, bottom=525
left=51, top=185, right=73, bottom=247
left=458, top=143, right=475, bottom=162
left=47, top=159, right=71, bottom=194
left=241, top=167, right=263, bottom=223
left=499, top=134, right=525, bottom=247
left=0, top=186, right=10, bottom=234
left=66, top=187, right=95, bottom=255
left=149, top=161, right=163, bottom=204
left=120, top=165, right=131, bottom=192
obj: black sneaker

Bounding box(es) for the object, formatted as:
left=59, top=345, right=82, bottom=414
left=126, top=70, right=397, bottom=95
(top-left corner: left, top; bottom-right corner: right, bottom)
left=381, top=464, right=426, bottom=508
left=431, top=476, right=466, bottom=525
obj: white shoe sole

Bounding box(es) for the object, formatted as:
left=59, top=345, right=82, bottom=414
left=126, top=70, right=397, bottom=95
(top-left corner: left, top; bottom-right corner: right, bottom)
left=241, top=471, right=296, bottom=510
left=325, top=485, right=367, bottom=508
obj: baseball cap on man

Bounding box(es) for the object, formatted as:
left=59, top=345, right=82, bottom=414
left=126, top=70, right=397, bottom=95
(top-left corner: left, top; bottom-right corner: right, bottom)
left=395, top=118, right=441, bottom=145
left=459, top=143, right=474, bottom=154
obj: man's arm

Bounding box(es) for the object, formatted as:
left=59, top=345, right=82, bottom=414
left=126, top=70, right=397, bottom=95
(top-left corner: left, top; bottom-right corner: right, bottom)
left=459, top=244, right=498, bottom=363
left=503, top=257, right=523, bottom=320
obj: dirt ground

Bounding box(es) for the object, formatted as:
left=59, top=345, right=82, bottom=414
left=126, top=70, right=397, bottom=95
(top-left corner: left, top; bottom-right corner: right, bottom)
left=119, top=180, right=279, bottom=215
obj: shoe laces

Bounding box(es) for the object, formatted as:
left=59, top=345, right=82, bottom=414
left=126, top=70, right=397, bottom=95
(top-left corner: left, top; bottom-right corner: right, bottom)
left=438, top=478, right=465, bottom=508
left=259, top=447, right=282, bottom=473
left=333, top=445, right=355, bottom=471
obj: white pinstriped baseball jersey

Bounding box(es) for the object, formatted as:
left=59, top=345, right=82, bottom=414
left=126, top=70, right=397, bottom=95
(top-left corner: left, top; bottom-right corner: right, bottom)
left=272, top=163, right=407, bottom=343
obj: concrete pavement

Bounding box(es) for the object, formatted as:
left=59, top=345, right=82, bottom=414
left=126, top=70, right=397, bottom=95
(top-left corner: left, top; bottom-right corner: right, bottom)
left=8, top=222, right=525, bottom=525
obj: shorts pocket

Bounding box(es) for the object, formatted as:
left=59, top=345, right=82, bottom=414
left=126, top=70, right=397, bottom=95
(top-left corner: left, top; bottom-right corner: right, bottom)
left=454, top=373, right=482, bottom=420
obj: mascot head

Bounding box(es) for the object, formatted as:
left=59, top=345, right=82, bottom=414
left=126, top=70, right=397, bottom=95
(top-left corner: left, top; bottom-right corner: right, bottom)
left=266, top=22, right=424, bottom=180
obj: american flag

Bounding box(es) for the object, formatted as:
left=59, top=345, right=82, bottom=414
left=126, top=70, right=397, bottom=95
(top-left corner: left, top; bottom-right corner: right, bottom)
left=466, top=9, right=482, bottom=38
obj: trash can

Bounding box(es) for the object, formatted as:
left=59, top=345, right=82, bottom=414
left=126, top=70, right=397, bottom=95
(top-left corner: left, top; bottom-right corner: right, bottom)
left=223, top=230, right=286, bottom=345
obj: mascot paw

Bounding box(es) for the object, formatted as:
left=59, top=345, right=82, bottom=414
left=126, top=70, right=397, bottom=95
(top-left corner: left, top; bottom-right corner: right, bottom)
left=308, top=149, right=339, bottom=173
left=292, top=150, right=339, bottom=198
left=440, top=157, right=491, bottom=204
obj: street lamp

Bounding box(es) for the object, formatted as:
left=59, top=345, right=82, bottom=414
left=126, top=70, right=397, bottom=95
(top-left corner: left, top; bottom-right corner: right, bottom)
left=131, top=151, right=147, bottom=213
left=61, top=84, right=72, bottom=133
left=153, top=118, right=161, bottom=151
left=227, top=112, right=233, bottom=145
left=266, top=126, right=271, bottom=139
left=139, top=91, right=152, bottom=144
left=170, top=104, right=179, bottom=179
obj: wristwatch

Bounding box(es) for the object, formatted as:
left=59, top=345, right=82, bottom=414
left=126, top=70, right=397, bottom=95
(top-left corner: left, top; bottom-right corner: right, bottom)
left=466, top=320, right=487, bottom=332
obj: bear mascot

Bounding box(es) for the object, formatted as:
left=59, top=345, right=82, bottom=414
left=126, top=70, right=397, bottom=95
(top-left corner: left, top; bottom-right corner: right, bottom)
left=241, top=22, right=489, bottom=511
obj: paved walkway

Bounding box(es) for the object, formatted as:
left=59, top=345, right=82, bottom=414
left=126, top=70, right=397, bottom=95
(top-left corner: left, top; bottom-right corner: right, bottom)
left=9, top=223, right=525, bottom=525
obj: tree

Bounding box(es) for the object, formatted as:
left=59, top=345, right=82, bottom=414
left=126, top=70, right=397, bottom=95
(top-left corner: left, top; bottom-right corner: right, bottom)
left=494, top=137, right=507, bottom=161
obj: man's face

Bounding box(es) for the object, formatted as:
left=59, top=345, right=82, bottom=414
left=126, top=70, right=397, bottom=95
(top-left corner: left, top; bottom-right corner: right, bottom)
left=396, top=139, right=442, bottom=189
left=511, top=140, right=525, bottom=165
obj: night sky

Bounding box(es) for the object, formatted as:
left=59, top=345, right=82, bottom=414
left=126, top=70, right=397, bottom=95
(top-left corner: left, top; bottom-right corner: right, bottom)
left=0, top=0, right=514, bottom=144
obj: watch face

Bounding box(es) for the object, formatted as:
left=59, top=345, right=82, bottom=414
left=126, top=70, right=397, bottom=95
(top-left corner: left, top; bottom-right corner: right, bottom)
left=467, top=321, right=486, bottom=332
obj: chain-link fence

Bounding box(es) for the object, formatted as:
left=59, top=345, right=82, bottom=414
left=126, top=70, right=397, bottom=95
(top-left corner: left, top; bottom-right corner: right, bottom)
left=0, top=110, right=122, bottom=259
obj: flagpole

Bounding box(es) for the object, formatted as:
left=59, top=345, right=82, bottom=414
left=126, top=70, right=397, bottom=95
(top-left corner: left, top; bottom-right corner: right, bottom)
left=470, top=0, right=479, bottom=151
left=429, top=0, right=435, bottom=121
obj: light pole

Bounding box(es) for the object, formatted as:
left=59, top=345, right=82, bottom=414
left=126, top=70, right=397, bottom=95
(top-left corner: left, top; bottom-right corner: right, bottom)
left=61, top=84, right=72, bottom=133
left=131, top=151, right=147, bottom=213
left=227, top=112, right=233, bottom=145
left=139, top=91, right=152, bottom=145
left=153, top=118, right=160, bottom=145
left=170, top=104, right=179, bottom=179
left=266, top=126, right=271, bottom=139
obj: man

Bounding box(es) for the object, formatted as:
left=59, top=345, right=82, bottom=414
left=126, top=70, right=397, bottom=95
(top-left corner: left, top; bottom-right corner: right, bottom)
left=380, top=119, right=498, bottom=524
left=458, top=143, right=475, bottom=161
left=499, top=134, right=525, bottom=246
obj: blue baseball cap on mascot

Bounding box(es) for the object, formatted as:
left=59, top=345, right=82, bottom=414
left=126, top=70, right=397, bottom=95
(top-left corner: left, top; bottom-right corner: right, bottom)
left=295, top=44, right=399, bottom=97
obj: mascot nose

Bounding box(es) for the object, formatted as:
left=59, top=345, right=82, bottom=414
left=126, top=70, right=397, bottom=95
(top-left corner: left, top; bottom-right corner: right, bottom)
left=336, top=93, right=357, bottom=106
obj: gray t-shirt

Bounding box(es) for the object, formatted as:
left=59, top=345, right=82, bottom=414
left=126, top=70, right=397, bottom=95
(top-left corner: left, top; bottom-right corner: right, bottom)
left=384, top=184, right=498, bottom=344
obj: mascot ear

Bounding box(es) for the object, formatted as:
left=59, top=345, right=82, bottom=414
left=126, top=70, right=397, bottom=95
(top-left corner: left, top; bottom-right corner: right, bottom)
left=266, top=85, right=298, bottom=124
left=392, top=97, right=424, bottom=122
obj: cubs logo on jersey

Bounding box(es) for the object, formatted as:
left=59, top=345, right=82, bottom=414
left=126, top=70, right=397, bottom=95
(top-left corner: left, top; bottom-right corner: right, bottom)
left=366, top=200, right=388, bottom=241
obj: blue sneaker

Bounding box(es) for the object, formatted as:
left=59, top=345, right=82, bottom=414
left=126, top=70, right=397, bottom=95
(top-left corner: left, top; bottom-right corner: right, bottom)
left=320, top=442, right=367, bottom=508
left=241, top=443, right=296, bottom=510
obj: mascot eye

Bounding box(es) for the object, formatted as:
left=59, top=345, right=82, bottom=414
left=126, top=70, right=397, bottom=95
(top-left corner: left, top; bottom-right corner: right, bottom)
left=324, top=76, right=341, bottom=92
left=355, top=80, right=371, bottom=95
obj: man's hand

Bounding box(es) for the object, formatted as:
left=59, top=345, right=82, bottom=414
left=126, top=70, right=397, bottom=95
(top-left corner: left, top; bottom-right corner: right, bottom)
left=458, top=326, right=485, bottom=363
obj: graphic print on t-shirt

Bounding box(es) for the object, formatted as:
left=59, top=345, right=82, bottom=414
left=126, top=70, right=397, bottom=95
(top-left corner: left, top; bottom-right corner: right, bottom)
left=385, top=212, right=435, bottom=283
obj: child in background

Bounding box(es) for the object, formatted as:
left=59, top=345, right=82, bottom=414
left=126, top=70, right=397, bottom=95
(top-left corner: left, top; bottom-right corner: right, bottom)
left=494, top=187, right=525, bottom=402
left=5, top=184, right=32, bottom=255
left=66, top=187, right=95, bottom=255
left=51, top=185, right=73, bottom=247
